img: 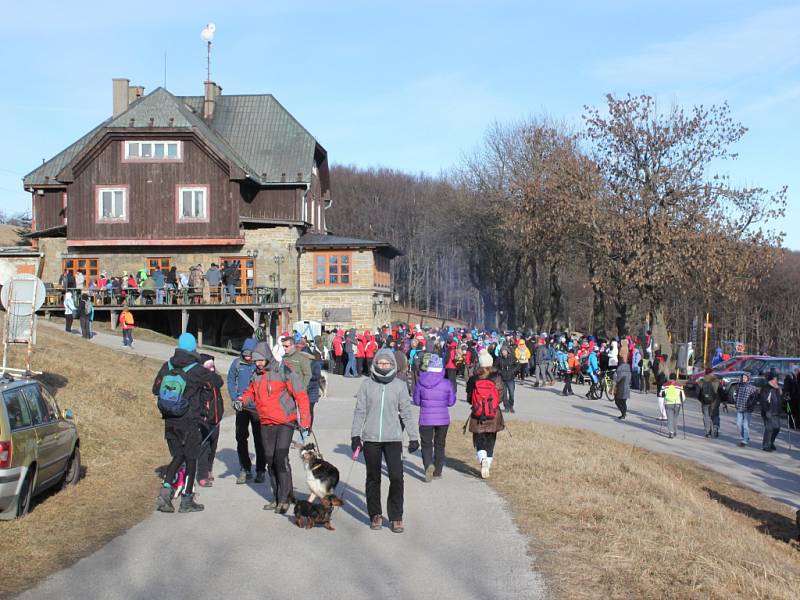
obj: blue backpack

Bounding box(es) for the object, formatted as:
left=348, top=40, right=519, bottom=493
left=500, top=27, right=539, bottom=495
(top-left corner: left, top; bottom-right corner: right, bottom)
left=157, top=360, right=197, bottom=417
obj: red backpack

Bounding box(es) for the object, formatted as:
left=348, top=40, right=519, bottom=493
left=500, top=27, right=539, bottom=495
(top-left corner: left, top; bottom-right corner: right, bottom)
left=471, top=378, right=500, bottom=421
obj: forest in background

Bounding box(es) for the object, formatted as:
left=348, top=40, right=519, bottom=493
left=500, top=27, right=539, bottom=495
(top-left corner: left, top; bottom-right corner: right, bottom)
left=327, top=94, right=798, bottom=358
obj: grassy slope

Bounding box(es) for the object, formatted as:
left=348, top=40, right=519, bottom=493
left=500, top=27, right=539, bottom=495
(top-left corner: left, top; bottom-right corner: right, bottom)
left=447, top=421, right=800, bottom=600
left=1, top=317, right=165, bottom=599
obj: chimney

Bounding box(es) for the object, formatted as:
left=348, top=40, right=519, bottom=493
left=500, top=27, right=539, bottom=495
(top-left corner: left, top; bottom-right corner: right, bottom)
left=113, top=78, right=145, bottom=117
left=203, top=81, right=222, bottom=120
left=112, top=78, right=130, bottom=117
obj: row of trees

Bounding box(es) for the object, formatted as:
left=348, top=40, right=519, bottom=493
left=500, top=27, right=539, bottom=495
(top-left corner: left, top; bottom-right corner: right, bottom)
left=328, top=94, right=793, bottom=355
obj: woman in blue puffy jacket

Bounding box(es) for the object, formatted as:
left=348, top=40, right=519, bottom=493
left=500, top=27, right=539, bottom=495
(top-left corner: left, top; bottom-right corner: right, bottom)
left=412, top=353, right=457, bottom=482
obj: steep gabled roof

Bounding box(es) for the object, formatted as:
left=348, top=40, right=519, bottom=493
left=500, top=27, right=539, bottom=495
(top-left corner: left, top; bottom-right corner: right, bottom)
left=24, top=87, right=323, bottom=187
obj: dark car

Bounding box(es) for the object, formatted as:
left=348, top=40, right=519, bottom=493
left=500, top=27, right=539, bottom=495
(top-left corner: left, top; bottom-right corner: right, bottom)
left=716, top=357, right=800, bottom=400
left=685, top=355, right=769, bottom=392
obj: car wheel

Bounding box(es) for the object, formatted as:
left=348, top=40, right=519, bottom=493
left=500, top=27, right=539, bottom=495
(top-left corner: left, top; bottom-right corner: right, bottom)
left=16, top=470, right=33, bottom=518
left=62, top=446, right=81, bottom=488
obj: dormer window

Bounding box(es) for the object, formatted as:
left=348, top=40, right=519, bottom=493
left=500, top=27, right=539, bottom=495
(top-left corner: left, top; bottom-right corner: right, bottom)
left=124, top=141, right=182, bottom=161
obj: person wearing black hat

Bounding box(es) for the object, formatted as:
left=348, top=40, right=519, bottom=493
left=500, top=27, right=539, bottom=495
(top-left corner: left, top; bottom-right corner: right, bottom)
left=759, top=372, right=782, bottom=452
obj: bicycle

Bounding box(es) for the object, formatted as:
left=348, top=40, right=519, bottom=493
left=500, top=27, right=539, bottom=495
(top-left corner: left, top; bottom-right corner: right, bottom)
left=586, top=370, right=602, bottom=400
left=599, top=369, right=616, bottom=401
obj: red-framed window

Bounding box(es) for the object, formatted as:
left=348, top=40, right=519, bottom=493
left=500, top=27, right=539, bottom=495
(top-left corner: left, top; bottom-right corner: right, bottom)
left=219, top=257, right=255, bottom=292
left=62, top=258, right=99, bottom=282
left=314, top=252, right=352, bottom=287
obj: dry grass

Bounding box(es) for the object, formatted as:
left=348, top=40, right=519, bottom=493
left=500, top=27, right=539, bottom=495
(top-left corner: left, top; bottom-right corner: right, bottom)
left=447, top=421, right=800, bottom=600
left=1, top=316, right=165, bottom=598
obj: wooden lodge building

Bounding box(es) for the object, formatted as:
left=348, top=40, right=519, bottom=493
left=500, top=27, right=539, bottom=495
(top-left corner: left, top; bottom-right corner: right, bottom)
left=23, top=78, right=400, bottom=344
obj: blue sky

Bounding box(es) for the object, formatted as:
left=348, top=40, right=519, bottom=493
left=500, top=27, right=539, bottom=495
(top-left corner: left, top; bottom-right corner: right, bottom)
left=1, top=0, right=798, bottom=248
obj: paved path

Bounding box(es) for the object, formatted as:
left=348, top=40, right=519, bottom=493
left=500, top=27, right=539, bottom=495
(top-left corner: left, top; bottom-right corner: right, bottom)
left=497, top=376, right=800, bottom=510
left=22, top=326, right=545, bottom=600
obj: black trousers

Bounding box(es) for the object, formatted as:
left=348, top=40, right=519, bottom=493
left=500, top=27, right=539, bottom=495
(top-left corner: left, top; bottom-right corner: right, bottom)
left=420, top=425, right=448, bottom=475
left=446, top=368, right=457, bottom=392
left=261, top=424, right=295, bottom=503
left=357, top=357, right=365, bottom=375
left=615, top=396, right=627, bottom=417
left=562, top=373, right=573, bottom=395
left=65, top=314, right=74, bottom=332
left=473, top=432, right=497, bottom=457
left=235, top=410, right=266, bottom=472
left=364, top=441, right=404, bottom=521
left=164, top=420, right=201, bottom=495
left=197, top=423, right=220, bottom=481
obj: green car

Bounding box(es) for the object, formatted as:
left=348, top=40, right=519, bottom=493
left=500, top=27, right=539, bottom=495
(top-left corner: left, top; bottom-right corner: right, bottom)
left=0, top=374, right=80, bottom=519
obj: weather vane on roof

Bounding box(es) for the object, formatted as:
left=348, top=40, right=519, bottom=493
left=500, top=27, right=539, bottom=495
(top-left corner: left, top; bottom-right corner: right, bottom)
left=201, top=22, right=216, bottom=83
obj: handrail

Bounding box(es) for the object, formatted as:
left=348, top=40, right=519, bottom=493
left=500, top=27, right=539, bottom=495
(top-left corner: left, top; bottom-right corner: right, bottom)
left=42, top=285, right=283, bottom=308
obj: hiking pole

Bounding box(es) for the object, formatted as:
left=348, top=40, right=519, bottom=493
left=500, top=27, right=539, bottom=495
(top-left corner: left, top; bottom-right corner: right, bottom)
left=681, top=401, right=686, bottom=440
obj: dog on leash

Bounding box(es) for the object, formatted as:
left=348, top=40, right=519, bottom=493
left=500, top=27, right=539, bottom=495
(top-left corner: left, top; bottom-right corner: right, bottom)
left=293, top=495, right=344, bottom=530
left=319, top=370, right=328, bottom=399
left=299, top=443, right=340, bottom=503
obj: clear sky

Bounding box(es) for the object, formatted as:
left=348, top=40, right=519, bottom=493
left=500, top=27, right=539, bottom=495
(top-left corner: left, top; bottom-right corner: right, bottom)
left=1, top=1, right=797, bottom=248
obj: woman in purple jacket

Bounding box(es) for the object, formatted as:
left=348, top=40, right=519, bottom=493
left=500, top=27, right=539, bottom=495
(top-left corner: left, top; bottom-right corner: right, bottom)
left=412, top=353, right=457, bottom=482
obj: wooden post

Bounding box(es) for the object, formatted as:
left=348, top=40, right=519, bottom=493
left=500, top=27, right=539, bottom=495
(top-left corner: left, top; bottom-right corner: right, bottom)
left=253, top=309, right=261, bottom=335
left=181, top=309, right=189, bottom=334
left=703, top=312, right=711, bottom=369
left=110, top=310, right=117, bottom=331
left=197, top=313, right=204, bottom=347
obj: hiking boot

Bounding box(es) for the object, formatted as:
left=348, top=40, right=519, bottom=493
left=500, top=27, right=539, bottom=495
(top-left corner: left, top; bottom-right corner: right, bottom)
left=390, top=520, right=404, bottom=533
left=668, top=432, right=674, bottom=439
left=277, top=502, right=290, bottom=515
left=236, top=468, right=251, bottom=484
left=178, top=493, right=204, bottom=513
left=370, top=515, right=383, bottom=530
left=425, top=464, right=435, bottom=483
left=510, top=407, right=516, bottom=413
left=738, top=440, right=746, bottom=447
left=712, top=430, right=719, bottom=439
left=263, top=501, right=277, bottom=511
left=480, top=458, right=490, bottom=479
left=197, top=479, right=212, bottom=488
left=433, top=470, right=443, bottom=479
left=254, top=471, right=266, bottom=484
left=155, top=486, right=174, bottom=513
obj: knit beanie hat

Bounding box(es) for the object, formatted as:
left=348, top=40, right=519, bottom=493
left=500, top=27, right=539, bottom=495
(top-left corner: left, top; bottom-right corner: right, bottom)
left=478, top=349, right=493, bottom=368
left=177, top=332, right=197, bottom=352
left=427, top=354, right=444, bottom=373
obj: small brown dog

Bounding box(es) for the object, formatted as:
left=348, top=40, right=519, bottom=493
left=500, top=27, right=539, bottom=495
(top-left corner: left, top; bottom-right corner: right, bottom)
left=293, top=494, right=343, bottom=531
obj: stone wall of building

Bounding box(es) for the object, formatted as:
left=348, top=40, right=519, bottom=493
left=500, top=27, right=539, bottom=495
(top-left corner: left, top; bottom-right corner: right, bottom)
left=298, top=249, right=392, bottom=330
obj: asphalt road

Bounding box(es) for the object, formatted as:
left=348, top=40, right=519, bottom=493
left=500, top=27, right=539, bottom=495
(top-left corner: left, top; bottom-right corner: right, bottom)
left=21, top=324, right=545, bottom=600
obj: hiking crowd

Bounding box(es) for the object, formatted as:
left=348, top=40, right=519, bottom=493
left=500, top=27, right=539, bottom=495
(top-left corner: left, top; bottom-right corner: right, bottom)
left=58, top=260, right=245, bottom=307
left=147, top=321, right=796, bottom=529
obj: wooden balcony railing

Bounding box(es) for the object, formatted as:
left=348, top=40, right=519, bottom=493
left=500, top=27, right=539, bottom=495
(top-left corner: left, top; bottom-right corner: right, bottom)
left=42, top=285, right=284, bottom=309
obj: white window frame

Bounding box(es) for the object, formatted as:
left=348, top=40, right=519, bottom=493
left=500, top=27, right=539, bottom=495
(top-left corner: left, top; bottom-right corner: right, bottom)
left=124, top=140, right=182, bottom=161
left=176, top=185, right=209, bottom=222
left=96, top=186, right=128, bottom=222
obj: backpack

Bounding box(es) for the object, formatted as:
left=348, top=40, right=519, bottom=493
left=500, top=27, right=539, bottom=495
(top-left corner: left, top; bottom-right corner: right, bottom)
left=471, top=379, right=500, bottom=422
left=200, top=383, right=224, bottom=425
left=157, top=360, right=197, bottom=417
left=700, top=380, right=716, bottom=405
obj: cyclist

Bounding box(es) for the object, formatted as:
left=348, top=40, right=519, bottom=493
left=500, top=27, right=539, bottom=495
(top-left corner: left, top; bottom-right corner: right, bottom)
left=585, top=347, right=600, bottom=399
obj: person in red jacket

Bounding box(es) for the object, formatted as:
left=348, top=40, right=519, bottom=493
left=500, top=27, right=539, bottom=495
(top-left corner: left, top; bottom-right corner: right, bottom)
left=445, top=339, right=458, bottom=392
left=240, top=341, right=311, bottom=515
left=356, top=333, right=367, bottom=376
left=332, top=330, right=344, bottom=375
left=364, top=332, right=378, bottom=374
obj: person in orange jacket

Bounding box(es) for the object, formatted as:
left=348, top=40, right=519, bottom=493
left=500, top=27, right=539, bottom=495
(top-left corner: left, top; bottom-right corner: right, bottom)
left=239, top=341, right=311, bottom=515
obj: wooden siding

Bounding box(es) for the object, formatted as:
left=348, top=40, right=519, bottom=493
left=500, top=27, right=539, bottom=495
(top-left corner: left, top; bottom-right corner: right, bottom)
left=238, top=183, right=304, bottom=223
left=67, top=137, right=238, bottom=242
left=32, top=189, right=66, bottom=231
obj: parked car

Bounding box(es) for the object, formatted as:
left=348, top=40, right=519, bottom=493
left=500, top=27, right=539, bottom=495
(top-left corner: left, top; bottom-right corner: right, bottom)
left=715, top=357, right=800, bottom=401
left=0, top=374, right=80, bottom=519
left=685, top=355, right=769, bottom=392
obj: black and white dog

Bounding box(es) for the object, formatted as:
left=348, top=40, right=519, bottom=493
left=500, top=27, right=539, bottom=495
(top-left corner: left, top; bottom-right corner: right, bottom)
left=299, top=443, right=340, bottom=503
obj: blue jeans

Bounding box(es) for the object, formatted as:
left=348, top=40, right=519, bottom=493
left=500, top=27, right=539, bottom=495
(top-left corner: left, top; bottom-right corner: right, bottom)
left=226, top=284, right=237, bottom=303
left=344, top=352, right=357, bottom=377
left=736, top=411, right=751, bottom=443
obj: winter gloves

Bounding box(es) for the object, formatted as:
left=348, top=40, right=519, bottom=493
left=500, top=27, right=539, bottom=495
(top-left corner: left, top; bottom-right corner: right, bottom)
left=233, top=400, right=243, bottom=412
left=408, top=440, right=420, bottom=454
left=351, top=436, right=362, bottom=453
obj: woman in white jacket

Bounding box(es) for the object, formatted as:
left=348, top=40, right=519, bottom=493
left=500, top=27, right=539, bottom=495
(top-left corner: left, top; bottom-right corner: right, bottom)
left=63, top=291, right=77, bottom=333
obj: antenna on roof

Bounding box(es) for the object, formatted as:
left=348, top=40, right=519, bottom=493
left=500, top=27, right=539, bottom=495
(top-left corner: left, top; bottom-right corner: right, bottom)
left=200, top=22, right=216, bottom=83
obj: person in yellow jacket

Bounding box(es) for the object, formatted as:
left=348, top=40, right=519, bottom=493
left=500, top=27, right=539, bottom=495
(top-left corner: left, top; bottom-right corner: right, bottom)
left=514, top=339, right=531, bottom=381
left=659, top=373, right=685, bottom=439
